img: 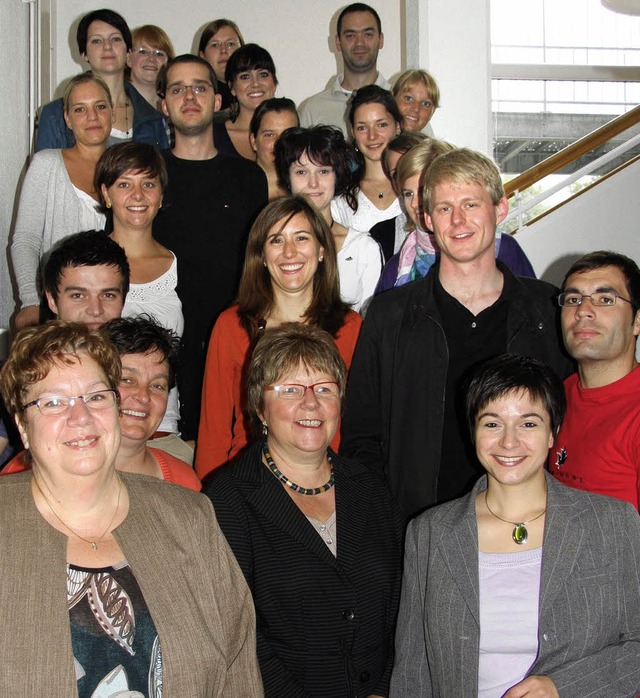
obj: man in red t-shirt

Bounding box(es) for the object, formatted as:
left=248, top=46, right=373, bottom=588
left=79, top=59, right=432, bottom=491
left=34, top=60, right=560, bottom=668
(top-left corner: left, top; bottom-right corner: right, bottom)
left=551, top=251, right=640, bottom=509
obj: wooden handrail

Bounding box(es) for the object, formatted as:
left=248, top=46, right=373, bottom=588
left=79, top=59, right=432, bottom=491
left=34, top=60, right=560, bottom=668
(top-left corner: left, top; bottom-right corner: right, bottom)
left=504, top=103, right=640, bottom=198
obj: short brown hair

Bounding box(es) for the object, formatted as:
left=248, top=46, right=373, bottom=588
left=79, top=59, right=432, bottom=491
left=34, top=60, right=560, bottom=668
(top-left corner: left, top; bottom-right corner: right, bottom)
left=132, top=25, right=175, bottom=59
left=63, top=73, right=112, bottom=112
left=422, top=147, right=504, bottom=214
left=246, top=322, right=347, bottom=436
left=392, top=69, right=441, bottom=109
left=0, top=321, right=121, bottom=420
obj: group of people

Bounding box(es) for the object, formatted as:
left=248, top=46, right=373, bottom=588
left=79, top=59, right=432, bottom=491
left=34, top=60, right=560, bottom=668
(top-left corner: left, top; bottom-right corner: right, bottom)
left=1, top=2, right=639, bottom=697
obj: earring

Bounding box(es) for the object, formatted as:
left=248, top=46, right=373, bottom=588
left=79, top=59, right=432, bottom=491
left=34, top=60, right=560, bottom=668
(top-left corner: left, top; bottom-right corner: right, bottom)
left=262, top=422, right=268, bottom=437
left=319, top=255, right=323, bottom=262
left=263, top=260, right=267, bottom=267
left=106, top=202, right=112, bottom=209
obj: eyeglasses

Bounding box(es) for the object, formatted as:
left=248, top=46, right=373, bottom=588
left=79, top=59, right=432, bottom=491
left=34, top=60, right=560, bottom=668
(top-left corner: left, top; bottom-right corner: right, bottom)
left=166, top=83, right=213, bottom=97
left=558, top=292, right=632, bottom=308
left=207, top=40, right=240, bottom=51
left=135, top=48, right=168, bottom=59
left=21, top=390, right=118, bottom=416
left=265, top=382, right=341, bottom=399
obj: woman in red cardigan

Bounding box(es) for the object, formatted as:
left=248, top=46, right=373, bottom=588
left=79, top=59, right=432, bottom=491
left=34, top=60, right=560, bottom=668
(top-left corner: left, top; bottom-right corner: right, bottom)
left=196, top=196, right=362, bottom=479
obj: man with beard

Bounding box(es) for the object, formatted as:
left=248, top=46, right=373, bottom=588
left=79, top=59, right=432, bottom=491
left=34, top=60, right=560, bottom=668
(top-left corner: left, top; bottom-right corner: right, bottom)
left=299, top=3, right=388, bottom=135
left=154, top=55, right=267, bottom=443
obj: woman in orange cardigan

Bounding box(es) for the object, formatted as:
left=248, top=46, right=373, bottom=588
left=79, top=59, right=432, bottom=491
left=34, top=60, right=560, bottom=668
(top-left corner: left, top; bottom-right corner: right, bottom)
left=196, top=196, right=361, bottom=480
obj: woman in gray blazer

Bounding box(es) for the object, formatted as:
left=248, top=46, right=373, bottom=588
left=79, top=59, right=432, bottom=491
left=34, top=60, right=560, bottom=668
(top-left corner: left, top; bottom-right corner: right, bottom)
left=391, top=354, right=640, bottom=698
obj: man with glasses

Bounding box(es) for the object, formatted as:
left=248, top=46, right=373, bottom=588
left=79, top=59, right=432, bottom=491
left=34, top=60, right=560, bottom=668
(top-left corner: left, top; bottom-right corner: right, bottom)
left=551, top=251, right=640, bottom=509
left=154, top=55, right=267, bottom=443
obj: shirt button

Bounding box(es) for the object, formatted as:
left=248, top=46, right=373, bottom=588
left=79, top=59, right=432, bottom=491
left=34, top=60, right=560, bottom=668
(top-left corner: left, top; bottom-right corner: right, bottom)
left=326, top=539, right=333, bottom=545
left=543, top=631, right=556, bottom=642
left=320, top=525, right=326, bottom=531
left=471, top=321, right=477, bottom=328
left=359, top=671, right=370, bottom=682
left=343, top=609, right=355, bottom=621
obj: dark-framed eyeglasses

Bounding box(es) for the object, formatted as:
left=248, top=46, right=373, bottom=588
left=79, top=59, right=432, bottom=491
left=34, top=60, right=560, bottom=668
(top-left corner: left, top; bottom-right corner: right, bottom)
left=264, top=382, right=341, bottom=400
left=557, top=292, right=632, bottom=308
left=21, top=389, right=118, bottom=416
left=166, top=83, right=213, bottom=97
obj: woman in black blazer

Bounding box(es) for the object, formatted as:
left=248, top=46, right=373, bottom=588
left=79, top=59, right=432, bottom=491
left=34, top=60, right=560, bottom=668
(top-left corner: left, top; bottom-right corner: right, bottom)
left=205, top=323, right=402, bottom=697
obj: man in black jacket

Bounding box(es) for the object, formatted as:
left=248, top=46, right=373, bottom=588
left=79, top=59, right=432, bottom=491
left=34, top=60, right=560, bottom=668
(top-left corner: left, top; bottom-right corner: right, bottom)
left=341, top=148, right=573, bottom=519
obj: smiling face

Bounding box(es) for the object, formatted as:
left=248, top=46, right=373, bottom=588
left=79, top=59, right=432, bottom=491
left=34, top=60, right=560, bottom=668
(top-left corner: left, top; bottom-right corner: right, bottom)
left=128, top=42, right=168, bottom=89
left=336, top=10, right=383, bottom=75
left=263, top=212, right=324, bottom=303
left=101, top=168, right=163, bottom=231
left=46, top=264, right=125, bottom=329
left=230, top=68, right=276, bottom=113
left=352, top=102, right=400, bottom=163
left=161, top=61, right=220, bottom=137
left=200, top=26, right=242, bottom=82
left=288, top=152, right=337, bottom=215
left=18, top=354, right=120, bottom=479
left=561, top=266, right=640, bottom=372
left=63, top=81, right=112, bottom=146
left=260, top=364, right=341, bottom=460
left=82, top=19, right=128, bottom=76
left=118, top=350, right=169, bottom=444
left=251, top=110, right=299, bottom=168
left=474, top=390, right=554, bottom=490
left=396, top=81, right=435, bottom=132
left=401, top=172, right=425, bottom=230
left=425, top=179, right=507, bottom=267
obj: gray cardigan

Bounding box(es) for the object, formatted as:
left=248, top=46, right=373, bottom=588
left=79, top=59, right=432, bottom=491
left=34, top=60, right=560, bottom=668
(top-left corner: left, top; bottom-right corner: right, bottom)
left=11, top=149, right=105, bottom=307
left=391, top=473, right=640, bottom=697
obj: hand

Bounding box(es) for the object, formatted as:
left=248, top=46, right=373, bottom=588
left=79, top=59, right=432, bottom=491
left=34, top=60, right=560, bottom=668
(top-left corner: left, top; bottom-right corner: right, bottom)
left=14, top=305, right=40, bottom=330
left=503, top=675, right=559, bottom=698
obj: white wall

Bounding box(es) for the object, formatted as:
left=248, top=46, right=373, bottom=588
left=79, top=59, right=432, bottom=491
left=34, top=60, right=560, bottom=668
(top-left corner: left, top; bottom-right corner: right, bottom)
left=0, top=2, right=30, bottom=329
left=51, top=1, right=403, bottom=104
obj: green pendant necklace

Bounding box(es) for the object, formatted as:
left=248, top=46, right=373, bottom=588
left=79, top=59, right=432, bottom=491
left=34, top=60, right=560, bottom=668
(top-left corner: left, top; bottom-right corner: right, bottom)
left=484, top=490, right=546, bottom=545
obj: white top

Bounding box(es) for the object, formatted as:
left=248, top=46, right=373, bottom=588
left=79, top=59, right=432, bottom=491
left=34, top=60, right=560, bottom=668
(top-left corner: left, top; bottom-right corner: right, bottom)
left=331, top=190, right=402, bottom=235
left=337, top=227, right=383, bottom=313
left=122, top=254, right=183, bottom=434
left=12, top=149, right=106, bottom=307
left=478, top=547, right=542, bottom=698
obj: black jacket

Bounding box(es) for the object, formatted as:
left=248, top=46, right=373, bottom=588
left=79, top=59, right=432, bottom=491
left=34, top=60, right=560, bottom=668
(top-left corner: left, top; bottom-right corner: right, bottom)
left=340, top=261, right=574, bottom=519
left=205, top=442, right=403, bottom=698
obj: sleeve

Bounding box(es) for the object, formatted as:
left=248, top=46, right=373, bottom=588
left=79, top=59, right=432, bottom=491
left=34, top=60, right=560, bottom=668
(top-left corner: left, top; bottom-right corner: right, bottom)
left=11, top=152, right=53, bottom=307
left=298, top=98, right=313, bottom=128
left=206, top=477, right=307, bottom=697
left=195, top=312, right=247, bottom=479
left=35, top=101, right=71, bottom=152
left=543, top=503, right=640, bottom=697
left=194, top=494, right=263, bottom=696
left=340, top=302, right=385, bottom=473
left=390, top=518, right=433, bottom=697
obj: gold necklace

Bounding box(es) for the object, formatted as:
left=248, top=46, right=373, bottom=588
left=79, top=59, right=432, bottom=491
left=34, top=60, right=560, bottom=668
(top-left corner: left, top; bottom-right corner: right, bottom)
left=33, top=476, right=122, bottom=550
left=484, top=489, right=546, bottom=545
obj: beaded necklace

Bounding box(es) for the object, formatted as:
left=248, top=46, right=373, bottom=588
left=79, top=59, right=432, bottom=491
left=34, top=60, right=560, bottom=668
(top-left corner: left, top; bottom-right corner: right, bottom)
left=262, top=442, right=334, bottom=495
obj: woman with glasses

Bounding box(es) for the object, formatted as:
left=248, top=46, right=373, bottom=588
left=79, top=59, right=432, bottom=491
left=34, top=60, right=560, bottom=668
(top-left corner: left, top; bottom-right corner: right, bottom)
left=214, top=43, right=278, bottom=159
left=205, top=322, right=402, bottom=697
left=35, top=9, right=167, bottom=152
left=195, top=196, right=361, bottom=479
left=198, top=18, right=244, bottom=110
left=128, top=25, right=175, bottom=110
left=0, top=321, right=261, bottom=695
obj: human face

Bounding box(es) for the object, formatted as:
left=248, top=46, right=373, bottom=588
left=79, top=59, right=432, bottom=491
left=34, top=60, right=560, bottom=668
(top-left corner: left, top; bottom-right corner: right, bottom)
left=63, top=81, right=112, bottom=147
left=250, top=110, right=299, bottom=168
left=46, top=265, right=125, bottom=329
left=401, top=173, right=426, bottom=230
left=101, top=169, right=163, bottom=231
left=200, top=27, right=241, bottom=82
left=336, top=10, right=384, bottom=74
left=263, top=212, right=324, bottom=301
left=475, top=390, right=554, bottom=490
left=118, top=350, right=169, bottom=444
left=260, top=364, right=341, bottom=459
left=82, top=20, right=128, bottom=76
left=561, top=266, right=640, bottom=368
left=396, top=82, right=435, bottom=132
left=352, top=103, right=400, bottom=163
left=425, top=179, right=507, bottom=267
left=230, top=68, right=276, bottom=113
left=161, top=62, right=220, bottom=136
left=288, top=152, right=337, bottom=215
left=128, top=42, right=169, bottom=89
left=18, top=354, right=120, bottom=479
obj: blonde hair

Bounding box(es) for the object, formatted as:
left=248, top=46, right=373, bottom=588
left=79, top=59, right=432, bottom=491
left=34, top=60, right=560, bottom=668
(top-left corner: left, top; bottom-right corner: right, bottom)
left=392, top=69, right=440, bottom=109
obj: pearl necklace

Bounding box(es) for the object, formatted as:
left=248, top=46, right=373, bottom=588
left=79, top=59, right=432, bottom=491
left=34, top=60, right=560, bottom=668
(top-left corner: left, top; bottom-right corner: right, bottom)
left=262, top=442, right=334, bottom=495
